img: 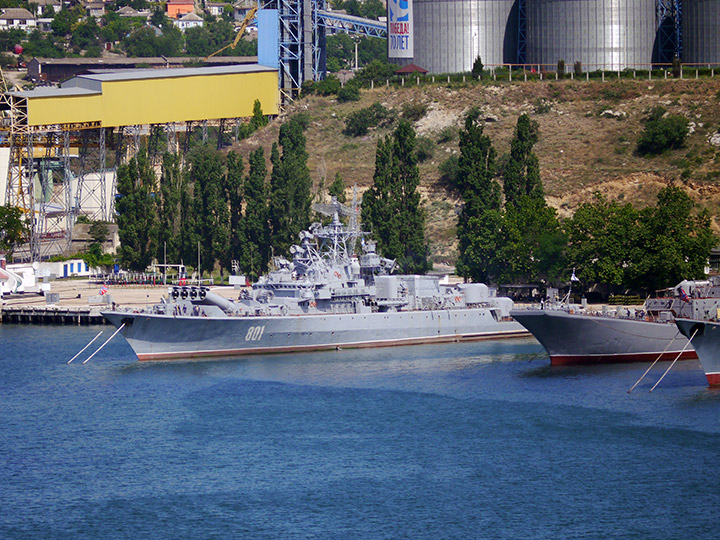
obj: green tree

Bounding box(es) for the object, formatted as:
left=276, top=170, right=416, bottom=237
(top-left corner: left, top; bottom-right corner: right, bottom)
left=328, top=172, right=347, bottom=204
left=564, top=193, right=640, bottom=288
left=454, top=109, right=501, bottom=282
left=71, top=17, right=100, bottom=50
left=241, top=147, right=269, bottom=280
left=0, top=205, right=29, bottom=258
left=471, top=55, right=483, bottom=76
left=362, top=120, right=429, bottom=273
left=249, top=99, right=268, bottom=131
left=224, top=150, right=244, bottom=273
left=50, top=6, right=84, bottom=38
left=503, top=113, right=543, bottom=206
left=636, top=107, right=690, bottom=155
left=188, top=145, right=229, bottom=277
left=154, top=152, right=186, bottom=266
left=269, top=118, right=312, bottom=256
left=115, top=149, right=158, bottom=271
left=632, top=186, right=715, bottom=290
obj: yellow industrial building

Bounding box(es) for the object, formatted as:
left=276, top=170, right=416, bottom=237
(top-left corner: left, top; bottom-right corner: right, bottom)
left=7, top=64, right=279, bottom=130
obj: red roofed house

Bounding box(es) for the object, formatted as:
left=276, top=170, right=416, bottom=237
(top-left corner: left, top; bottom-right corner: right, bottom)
left=395, top=63, right=428, bottom=75
left=166, top=0, right=194, bottom=19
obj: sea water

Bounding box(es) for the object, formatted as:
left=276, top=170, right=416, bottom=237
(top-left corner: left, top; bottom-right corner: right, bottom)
left=1, top=324, right=719, bottom=539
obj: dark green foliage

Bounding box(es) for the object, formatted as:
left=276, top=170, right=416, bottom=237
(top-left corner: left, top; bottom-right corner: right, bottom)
left=471, top=56, right=483, bottom=76
left=154, top=152, right=187, bottom=267
left=0, top=204, right=28, bottom=256
left=574, top=61, right=582, bottom=75
left=224, top=151, right=244, bottom=273
left=328, top=172, right=347, bottom=203
left=22, top=30, right=64, bottom=58
left=122, top=25, right=183, bottom=57
left=343, top=102, right=393, bottom=137
left=188, top=145, right=230, bottom=276
left=503, top=113, right=543, bottom=206
left=438, top=155, right=459, bottom=186
left=71, top=17, right=101, bottom=50
left=269, top=118, right=313, bottom=257
left=401, top=102, right=427, bottom=122
left=51, top=6, right=84, bottom=37
left=315, top=74, right=342, bottom=96
left=337, top=84, right=360, bottom=102
left=351, top=60, right=396, bottom=88
left=241, top=147, right=270, bottom=280
left=415, top=136, right=434, bottom=162
left=564, top=188, right=715, bottom=292
left=330, top=0, right=385, bottom=19
left=636, top=107, right=689, bottom=155
left=362, top=120, right=430, bottom=274
left=672, top=56, right=681, bottom=78
left=557, top=59, right=565, bottom=78
left=454, top=110, right=501, bottom=282
left=115, top=149, right=158, bottom=271
left=0, top=29, right=26, bottom=51
left=88, top=221, right=110, bottom=244
left=249, top=99, right=268, bottom=131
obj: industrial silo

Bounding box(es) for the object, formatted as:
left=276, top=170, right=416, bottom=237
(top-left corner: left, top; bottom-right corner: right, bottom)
left=682, top=0, right=720, bottom=64
left=390, top=0, right=518, bottom=74
left=526, top=0, right=656, bottom=71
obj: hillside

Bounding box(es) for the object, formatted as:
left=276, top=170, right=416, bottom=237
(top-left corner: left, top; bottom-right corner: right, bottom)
left=234, top=77, right=720, bottom=265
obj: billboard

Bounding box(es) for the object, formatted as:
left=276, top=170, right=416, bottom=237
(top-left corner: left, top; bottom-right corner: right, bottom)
left=387, top=0, right=413, bottom=58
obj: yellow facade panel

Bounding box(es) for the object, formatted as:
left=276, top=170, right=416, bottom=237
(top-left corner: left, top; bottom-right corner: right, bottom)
left=27, top=94, right=102, bottom=127
left=100, top=71, right=279, bottom=127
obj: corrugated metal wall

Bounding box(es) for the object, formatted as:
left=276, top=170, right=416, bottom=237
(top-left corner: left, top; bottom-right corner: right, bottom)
left=682, top=0, right=720, bottom=63
left=410, top=0, right=517, bottom=73
left=526, top=0, right=656, bottom=71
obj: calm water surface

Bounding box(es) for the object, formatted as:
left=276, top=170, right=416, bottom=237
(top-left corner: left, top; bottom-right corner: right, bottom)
left=1, top=324, right=719, bottom=539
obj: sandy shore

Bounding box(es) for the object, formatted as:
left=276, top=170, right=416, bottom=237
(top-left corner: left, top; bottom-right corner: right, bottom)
left=0, top=279, right=240, bottom=310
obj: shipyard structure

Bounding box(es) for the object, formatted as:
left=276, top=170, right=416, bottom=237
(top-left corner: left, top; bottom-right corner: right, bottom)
left=387, top=0, right=720, bottom=73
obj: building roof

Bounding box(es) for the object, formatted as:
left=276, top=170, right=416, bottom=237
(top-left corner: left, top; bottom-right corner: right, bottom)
left=63, top=64, right=276, bottom=85
left=29, top=56, right=257, bottom=66
left=395, top=63, right=428, bottom=74
left=178, top=12, right=203, bottom=21
left=28, top=0, right=61, bottom=6
left=167, top=0, right=194, bottom=4
left=0, top=8, right=35, bottom=19
left=11, top=86, right=100, bottom=99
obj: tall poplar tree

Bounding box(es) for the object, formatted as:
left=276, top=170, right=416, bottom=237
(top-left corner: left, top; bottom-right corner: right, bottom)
left=154, top=152, right=185, bottom=266
left=454, top=110, right=502, bottom=283
left=242, top=147, right=270, bottom=280
left=188, top=145, right=229, bottom=277
left=362, top=119, right=429, bottom=274
left=269, top=117, right=312, bottom=256
left=503, top=113, right=543, bottom=206
left=224, top=150, right=244, bottom=273
left=115, top=148, right=158, bottom=271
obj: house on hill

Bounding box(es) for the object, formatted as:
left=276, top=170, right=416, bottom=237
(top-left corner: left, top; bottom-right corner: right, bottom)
left=395, top=63, right=429, bottom=75
left=28, top=0, right=60, bottom=17
left=175, top=12, right=204, bottom=31
left=0, top=8, right=36, bottom=31
left=166, top=0, right=194, bottom=19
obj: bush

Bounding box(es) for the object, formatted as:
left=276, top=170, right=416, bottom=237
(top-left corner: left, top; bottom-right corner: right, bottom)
left=557, top=59, right=565, bottom=79
left=415, top=136, right=434, bottom=162
left=438, top=155, right=459, bottom=187
left=637, top=107, right=690, bottom=155
left=471, top=55, right=484, bottom=76
left=437, top=126, right=457, bottom=143
left=315, top=74, right=341, bottom=96
left=337, top=84, right=360, bottom=102
left=574, top=61, right=582, bottom=75
left=343, top=102, right=393, bottom=137
left=401, top=102, right=428, bottom=122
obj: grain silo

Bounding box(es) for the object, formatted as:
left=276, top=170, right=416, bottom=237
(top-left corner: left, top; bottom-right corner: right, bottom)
left=682, top=0, right=720, bottom=64
left=526, top=0, right=657, bottom=71
left=392, top=0, right=518, bottom=73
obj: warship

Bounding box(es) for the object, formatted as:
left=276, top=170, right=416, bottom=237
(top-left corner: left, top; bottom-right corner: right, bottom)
left=675, top=318, right=720, bottom=386
left=102, top=202, right=527, bottom=361
left=510, top=277, right=720, bottom=366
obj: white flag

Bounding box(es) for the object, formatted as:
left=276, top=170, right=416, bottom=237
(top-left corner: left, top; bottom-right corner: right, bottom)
left=570, top=268, right=580, bottom=282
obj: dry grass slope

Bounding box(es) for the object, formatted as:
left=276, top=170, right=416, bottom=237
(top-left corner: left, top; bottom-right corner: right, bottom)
left=232, top=77, right=720, bottom=265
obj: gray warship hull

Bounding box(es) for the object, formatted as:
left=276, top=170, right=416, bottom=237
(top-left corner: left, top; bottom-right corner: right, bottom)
left=510, top=309, right=695, bottom=365
left=675, top=318, right=720, bottom=386
left=103, top=308, right=528, bottom=361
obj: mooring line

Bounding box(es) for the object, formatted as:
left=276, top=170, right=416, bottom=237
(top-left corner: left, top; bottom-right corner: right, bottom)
left=67, top=331, right=103, bottom=364
left=82, top=324, right=125, bottom=365
left=627, top=332, right=680, bottom=393
left=650, top=328, right=698, bottom=392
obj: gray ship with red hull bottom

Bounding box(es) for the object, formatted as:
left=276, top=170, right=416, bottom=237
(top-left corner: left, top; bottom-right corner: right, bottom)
left=103, top=207, right=527, bottom=361
left=510, top=277, right=720, bottom=366
left=675, top=318, right=720, bottom=387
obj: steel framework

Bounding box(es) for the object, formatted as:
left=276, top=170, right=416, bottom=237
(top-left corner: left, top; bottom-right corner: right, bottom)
left=657, top=0, right=681, bottom=63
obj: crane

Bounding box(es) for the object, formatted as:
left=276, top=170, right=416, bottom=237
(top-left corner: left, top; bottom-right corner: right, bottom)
left=205, top=6, right=258, bottom=60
